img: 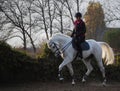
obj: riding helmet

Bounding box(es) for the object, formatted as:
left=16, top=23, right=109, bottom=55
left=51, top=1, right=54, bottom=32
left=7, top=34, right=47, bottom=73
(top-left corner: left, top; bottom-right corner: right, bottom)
left=75, top=12, right=82, bottom=18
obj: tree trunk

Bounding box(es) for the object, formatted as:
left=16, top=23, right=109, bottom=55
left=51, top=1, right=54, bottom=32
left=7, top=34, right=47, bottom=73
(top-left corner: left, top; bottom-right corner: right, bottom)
left=41, top=7, right=49, bottom=40
left=60, top=11, right=63, bottom=34
left=22, top=30, right=27, bottom=51
left=22, top=27, right=36, bottom=53
left=48, top=0, right=53, bottom=37
left=66, top=0, right=74, bottom=23
left=77, top=0, right=79, bottom=12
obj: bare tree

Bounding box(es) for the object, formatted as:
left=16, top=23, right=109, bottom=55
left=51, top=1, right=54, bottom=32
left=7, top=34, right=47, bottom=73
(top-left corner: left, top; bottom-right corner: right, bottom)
left=65, top=0, right=74, bottom=23
left=47, top=0, right=56, bottom=37
left=58, top=0, right=85, bottom=33
left=0, top=12, right=13, bottom=41
left=0, top=1, right=14, bottom=41
left=58, top=0, right=74, bottom=24
left=32, top=0, right=49, bottom=40
left=73, top=0, right=84, bottom=12
left=1, top=0, right=112, bottom=46
left=0, top=0, right=36, bottom=52
left=53, top=0, right=66, bottom=33
left=103, top=0, right=120, bottom=25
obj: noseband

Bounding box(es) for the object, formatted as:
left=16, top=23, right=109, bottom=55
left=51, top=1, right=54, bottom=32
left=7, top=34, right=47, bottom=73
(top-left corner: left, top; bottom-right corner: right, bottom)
left=49, top=41, right=72, bottom=57
left=49, top=42, right=61, bottom=57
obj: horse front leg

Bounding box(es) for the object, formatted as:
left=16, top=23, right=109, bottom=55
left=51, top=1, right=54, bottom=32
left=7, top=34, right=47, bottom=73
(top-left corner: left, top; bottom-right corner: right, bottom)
left=58, top=57, right=72, bottom=82
left=66, top=63, right=75, bottom=85
left=82, top=59, right=93, bottom=83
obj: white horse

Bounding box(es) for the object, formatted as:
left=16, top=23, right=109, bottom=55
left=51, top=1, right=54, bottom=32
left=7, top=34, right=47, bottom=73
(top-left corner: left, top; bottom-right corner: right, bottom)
left=47, top=33, right=114, bottom=86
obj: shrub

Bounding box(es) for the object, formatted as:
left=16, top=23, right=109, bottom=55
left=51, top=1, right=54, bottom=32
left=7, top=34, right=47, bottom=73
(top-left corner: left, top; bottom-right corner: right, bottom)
left=37, top=44, right=120, bottom=82
left=104, top=28, right=120, bottom=50
left=0, top=41, right=38, bottom=82
left=1, top=41, right=120, bottom=83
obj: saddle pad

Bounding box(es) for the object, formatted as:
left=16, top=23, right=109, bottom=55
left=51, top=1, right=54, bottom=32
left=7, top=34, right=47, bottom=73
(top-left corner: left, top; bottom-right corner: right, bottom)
left=72, top=38, right=90, bottom=51
left=81, top=41, right=90, bottom=50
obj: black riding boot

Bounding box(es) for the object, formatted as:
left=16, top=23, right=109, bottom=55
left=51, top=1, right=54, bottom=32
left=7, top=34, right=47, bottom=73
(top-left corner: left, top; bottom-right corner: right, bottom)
left=78, top=44, right=83, bottom=59
left=79, top=50, right=83, bottom=59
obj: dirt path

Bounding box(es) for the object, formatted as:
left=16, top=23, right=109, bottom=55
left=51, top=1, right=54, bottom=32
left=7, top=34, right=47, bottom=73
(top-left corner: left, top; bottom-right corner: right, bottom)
left=0, top=81, right=120, bottom=91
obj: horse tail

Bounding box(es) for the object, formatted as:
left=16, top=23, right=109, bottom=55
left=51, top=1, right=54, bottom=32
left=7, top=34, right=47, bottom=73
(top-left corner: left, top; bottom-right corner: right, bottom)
left=98, top=42, right=115, bottom=65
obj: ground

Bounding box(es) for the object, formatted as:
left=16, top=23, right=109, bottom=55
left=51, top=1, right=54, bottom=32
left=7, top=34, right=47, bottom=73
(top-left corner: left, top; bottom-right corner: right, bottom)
left=0, top=81, right=120, bottom=91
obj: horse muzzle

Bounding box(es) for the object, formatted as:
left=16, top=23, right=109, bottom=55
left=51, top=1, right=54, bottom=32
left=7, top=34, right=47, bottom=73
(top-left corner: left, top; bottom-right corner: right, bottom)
left=55, top=51, right=61, bottom=57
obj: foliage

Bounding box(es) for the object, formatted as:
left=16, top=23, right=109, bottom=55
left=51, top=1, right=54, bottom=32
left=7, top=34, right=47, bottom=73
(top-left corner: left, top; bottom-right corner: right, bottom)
left=0, top=41, right=38, bottom=82
left=115, top=54, right=120, bottom=66
left=36, top=43, right=120, bottom=82
left=37, top=43, right=53, bottom=59
left=104, top=28, right=120, bottom=50
left=84, top=2, right=105, bottom=40
left=105, top=64, right=120, bottom=81
left=1, top=41, right=120, bottom=83
left=0, top=41, right=61, bottom=82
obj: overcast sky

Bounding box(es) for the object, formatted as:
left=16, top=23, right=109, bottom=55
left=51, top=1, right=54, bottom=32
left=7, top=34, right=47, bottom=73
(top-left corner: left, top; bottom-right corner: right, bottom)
left=7, top=0, right=120, bottom=47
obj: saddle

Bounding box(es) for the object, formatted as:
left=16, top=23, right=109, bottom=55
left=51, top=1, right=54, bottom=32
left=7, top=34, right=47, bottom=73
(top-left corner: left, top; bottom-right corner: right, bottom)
left=72, top=38, right=90, bottom=51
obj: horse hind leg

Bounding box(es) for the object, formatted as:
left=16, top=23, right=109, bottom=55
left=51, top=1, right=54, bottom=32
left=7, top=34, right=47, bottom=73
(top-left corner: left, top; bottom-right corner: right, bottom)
left=96, top=57, right=106, bottom=86
left=82, top=59, right=93, bottom=83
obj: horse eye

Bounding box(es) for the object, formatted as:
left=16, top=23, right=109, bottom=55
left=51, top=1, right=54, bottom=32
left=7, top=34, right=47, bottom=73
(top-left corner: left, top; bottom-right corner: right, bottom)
left=52, top=46, right=55, bottom=48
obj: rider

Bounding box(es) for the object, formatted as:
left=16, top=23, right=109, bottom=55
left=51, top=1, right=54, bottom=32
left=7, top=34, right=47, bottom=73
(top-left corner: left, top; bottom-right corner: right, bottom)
left=71, top=12, right=86, bottom=58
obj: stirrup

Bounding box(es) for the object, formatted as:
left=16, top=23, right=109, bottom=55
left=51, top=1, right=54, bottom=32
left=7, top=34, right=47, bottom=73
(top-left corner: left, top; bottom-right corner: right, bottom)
left=78, top=53, right=83, bottom=59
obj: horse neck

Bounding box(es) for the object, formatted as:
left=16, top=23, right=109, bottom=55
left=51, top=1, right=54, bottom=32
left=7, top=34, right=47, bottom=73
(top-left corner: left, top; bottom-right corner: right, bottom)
left=55, top=36, right=71, bottom=48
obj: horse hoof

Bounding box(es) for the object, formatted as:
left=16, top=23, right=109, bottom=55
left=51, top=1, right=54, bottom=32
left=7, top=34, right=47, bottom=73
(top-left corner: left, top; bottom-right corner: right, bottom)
left=72, top=83, right=75, bottom=86
left=102, top=82, right=106, bottom=87
left=102, top=78, right=106, bottom=87
left=59, top=77, right=64, bottom=81
left=72, top=82, right=75, bottom=86
left=59, top=77, right=64, bottom=83
left=82, top=78, right=86, bottom=83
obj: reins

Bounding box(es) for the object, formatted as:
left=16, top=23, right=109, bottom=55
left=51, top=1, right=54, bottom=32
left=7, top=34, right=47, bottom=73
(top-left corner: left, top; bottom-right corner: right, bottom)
left=61, top=41, right=72, bottom=53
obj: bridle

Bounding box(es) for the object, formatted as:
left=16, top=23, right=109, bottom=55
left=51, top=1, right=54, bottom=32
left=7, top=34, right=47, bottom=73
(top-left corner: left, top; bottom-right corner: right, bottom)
left=49, top=41, right=72, bottom=57
left=49, top=42, right=61, bottom=57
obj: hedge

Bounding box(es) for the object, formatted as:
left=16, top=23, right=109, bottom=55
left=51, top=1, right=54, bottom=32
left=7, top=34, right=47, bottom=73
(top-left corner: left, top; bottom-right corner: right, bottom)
left=104, top=28, right=120, bottom=50
left=39, top=43, right=120, bottom=82
left=0, top=41, right=39, bottom=82
left=0, top=41, right=120, bottom=83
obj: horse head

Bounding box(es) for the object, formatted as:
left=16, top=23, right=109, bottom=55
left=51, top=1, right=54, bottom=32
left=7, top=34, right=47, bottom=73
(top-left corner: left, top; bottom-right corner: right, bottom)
left=47, top=33, right=71, bottom=57
left=48, top=38, right=61, bottom=57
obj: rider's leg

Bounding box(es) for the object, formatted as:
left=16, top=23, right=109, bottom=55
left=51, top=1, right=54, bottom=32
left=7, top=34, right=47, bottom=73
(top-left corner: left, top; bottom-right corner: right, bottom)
left=77, top=37, right=83, bottom=58
left=78, top=44, right=83, bottom=58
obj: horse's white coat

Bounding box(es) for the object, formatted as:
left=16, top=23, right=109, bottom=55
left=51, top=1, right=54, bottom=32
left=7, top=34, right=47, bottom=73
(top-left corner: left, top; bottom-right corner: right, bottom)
left=48, top=33, right=114, bottom=85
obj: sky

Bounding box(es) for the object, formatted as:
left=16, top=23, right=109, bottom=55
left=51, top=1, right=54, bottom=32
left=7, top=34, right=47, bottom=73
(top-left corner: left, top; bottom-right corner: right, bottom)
left=7, top=0, right=120, bottom=47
